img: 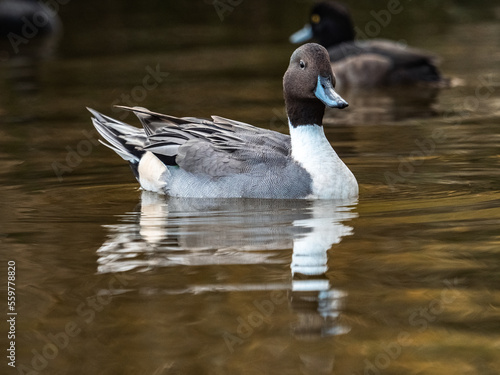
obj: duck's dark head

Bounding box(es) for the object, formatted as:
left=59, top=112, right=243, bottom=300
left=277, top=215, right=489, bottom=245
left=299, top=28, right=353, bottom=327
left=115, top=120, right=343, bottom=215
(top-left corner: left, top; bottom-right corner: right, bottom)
left=283, top=43, right=348, bottom=127
left=290, top=1, right=355, bottom=48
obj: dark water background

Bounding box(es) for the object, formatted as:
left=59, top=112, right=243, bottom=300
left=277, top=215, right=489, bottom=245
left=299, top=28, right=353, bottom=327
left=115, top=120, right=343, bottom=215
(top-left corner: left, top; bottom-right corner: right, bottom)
left=1, top=0, right=500, bottom=374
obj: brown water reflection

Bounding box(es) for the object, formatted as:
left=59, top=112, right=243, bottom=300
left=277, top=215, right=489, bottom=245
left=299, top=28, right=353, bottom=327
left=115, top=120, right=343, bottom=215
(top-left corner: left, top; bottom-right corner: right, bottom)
left=1, top=1, right=500, bottom=374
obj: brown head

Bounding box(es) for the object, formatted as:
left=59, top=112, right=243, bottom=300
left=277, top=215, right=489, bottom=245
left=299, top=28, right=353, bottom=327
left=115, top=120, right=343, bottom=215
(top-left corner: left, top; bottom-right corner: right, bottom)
left=283, top=43, right=348, bottom=127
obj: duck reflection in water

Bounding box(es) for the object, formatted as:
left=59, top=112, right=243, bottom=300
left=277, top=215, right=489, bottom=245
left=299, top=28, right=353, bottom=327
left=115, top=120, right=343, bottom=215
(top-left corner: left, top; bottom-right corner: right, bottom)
left=96, top=192, right=357, bottom=339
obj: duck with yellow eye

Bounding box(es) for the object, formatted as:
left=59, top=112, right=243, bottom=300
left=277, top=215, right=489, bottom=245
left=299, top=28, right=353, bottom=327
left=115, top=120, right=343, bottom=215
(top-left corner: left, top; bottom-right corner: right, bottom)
left=290, top=1, right=447, bottom=88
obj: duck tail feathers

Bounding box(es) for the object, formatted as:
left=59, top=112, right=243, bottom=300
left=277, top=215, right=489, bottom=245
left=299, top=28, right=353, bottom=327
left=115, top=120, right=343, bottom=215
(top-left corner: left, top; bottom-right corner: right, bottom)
left=88, top=108, right=146, bottom=164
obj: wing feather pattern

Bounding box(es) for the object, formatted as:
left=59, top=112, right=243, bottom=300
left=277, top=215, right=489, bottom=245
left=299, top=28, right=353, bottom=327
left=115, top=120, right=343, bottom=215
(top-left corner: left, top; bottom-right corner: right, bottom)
left=115, top=106, right=292, bottom=178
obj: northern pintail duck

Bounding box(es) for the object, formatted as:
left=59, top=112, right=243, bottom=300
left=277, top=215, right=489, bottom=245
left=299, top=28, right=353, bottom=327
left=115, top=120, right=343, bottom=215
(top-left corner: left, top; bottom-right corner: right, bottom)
left=89, top=43, right=358, bottom=200
left=290, top=1, right=447, bottom=88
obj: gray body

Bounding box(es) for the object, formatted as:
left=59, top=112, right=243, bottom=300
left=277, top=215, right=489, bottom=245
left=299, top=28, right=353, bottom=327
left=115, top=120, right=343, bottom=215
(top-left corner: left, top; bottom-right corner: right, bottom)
left=89, top=43, right=358, bottom=200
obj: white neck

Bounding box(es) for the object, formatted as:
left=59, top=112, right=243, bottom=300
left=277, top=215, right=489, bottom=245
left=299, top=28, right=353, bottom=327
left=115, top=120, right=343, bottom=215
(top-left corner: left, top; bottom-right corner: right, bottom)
left=289, top=122, right=358, bottom=199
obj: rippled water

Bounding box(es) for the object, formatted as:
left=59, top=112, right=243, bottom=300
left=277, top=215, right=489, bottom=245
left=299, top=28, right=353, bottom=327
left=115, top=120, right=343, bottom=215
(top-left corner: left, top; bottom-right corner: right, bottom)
left=1, top=1, right=500, bottom=374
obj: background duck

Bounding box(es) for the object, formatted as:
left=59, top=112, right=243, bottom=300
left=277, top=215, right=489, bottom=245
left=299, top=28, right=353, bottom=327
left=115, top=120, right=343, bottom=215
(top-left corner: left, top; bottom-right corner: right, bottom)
left=0, top=0, right=62, bottom=95
left=290, top=1, right=448, bottom=88
left=0, top=0, right=61, bottom=60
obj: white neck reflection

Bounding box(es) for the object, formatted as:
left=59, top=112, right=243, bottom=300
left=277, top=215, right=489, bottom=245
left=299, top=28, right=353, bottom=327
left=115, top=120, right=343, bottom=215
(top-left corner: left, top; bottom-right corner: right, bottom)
left=97, top=192, right=357, bottom=277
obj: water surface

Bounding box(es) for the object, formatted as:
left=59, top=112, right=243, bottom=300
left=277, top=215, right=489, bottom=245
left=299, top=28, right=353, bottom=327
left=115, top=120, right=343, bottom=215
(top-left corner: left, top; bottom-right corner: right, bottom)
left=1, top=1, right=500, bottom=374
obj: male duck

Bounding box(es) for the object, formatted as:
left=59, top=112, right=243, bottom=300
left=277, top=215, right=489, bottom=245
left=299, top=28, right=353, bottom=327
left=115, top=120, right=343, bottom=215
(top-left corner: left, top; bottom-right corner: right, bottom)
left=89, top=43, right=358, bottom=200
left=290, top=1, right=447, bottom=88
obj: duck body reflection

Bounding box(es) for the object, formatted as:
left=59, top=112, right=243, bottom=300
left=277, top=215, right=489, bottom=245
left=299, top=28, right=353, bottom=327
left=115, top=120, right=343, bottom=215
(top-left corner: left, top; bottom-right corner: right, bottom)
left=97, top=192, right=357, bottom=340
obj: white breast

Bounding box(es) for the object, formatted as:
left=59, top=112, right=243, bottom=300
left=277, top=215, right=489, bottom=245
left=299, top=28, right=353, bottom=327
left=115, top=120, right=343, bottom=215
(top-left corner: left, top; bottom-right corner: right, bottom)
left=138, top=151, right=170, bottom=194
left=289, top=123, right=358, bottom=199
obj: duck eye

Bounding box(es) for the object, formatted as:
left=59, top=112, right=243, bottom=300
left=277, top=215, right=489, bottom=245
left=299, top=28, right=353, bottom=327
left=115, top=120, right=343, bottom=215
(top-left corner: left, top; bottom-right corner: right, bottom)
left=311, top=14, right=320, bottom=24
left=299, top=60, right=306, bottom=69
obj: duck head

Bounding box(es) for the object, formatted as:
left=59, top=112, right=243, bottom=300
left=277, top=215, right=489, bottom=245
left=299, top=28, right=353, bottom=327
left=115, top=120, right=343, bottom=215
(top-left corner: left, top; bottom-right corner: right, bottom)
left=283, top=43, right=348, bottom=127
left=290, top=1, right=355, bottom=48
